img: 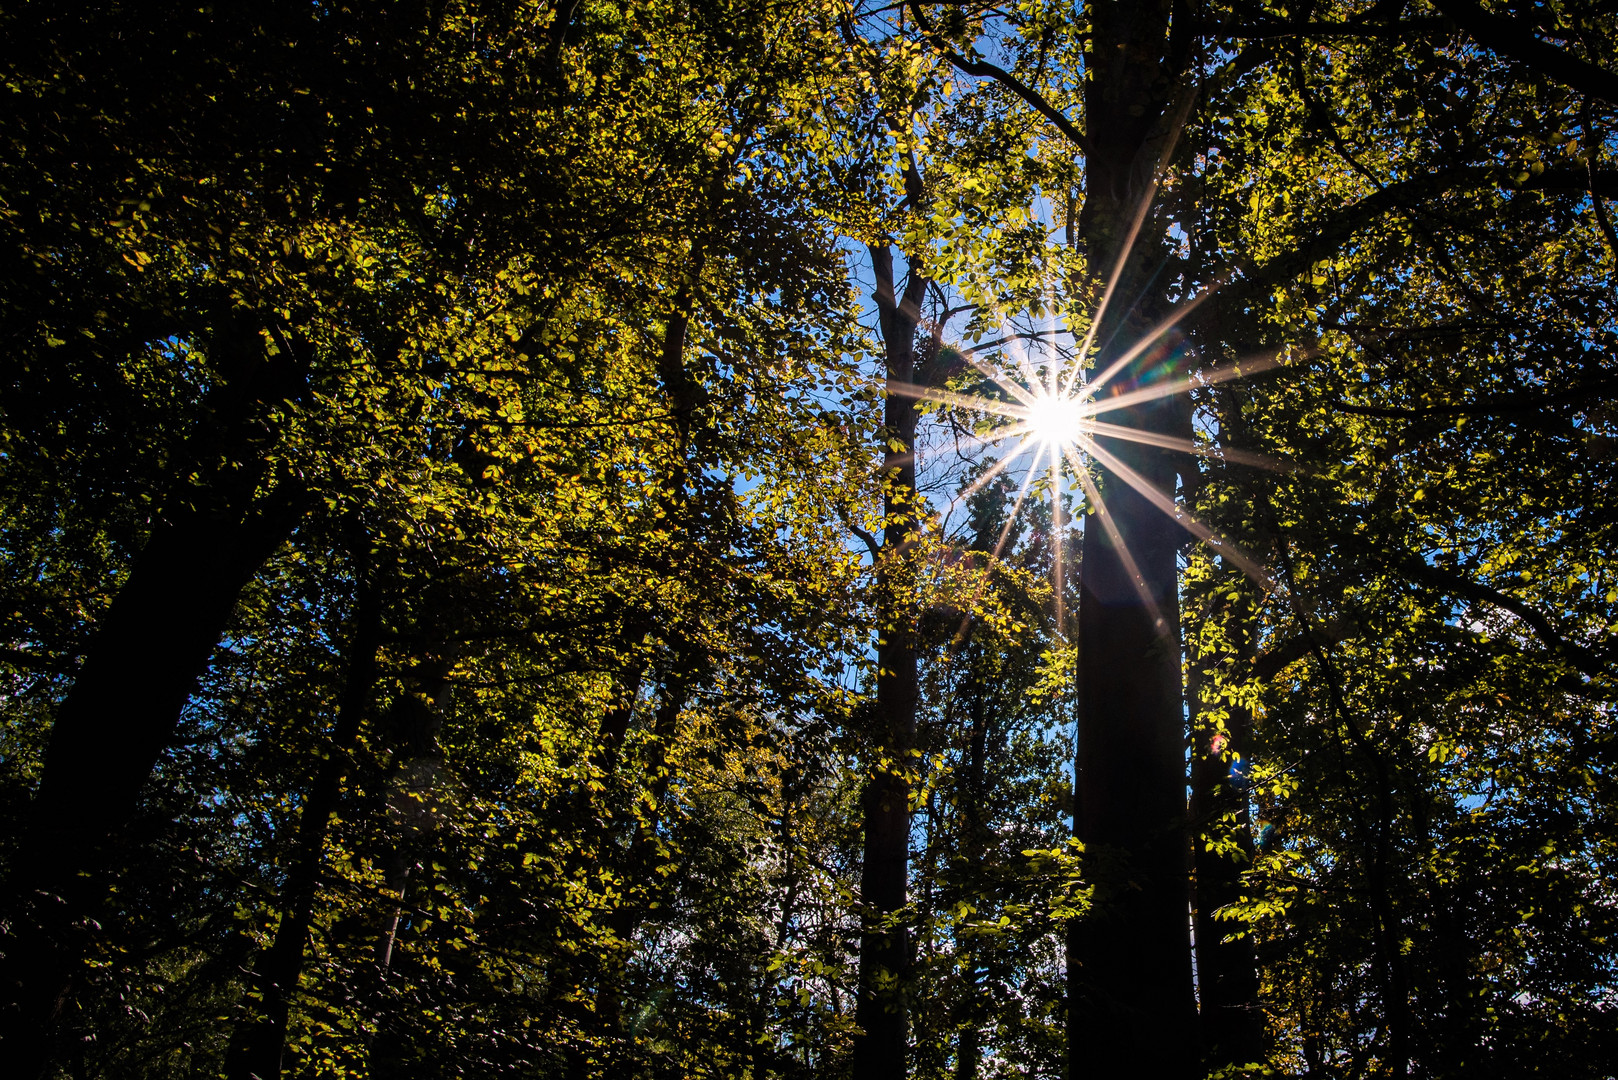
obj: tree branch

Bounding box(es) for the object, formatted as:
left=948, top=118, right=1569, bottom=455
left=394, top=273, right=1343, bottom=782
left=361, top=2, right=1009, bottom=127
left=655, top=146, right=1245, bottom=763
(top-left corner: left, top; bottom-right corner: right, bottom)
left=960, top=329, right=1070, bottom=357
left=840, top=507, right=882, bottom=562
left=905, top=0, right=1091, bottom=154
left=1229, top=164, right=1617, bottom=304
left=1585, top=104, right=1618, bottom=263
left=1195, top=17, right=1447, bottom=40
left=1402, top=560, right=1609, bottom=680
left=1430, top=0, right=1618, bottom=106
left=1252, top=617, right=1360, bottom=681
left=1328, top=379, right=1618, bottom=421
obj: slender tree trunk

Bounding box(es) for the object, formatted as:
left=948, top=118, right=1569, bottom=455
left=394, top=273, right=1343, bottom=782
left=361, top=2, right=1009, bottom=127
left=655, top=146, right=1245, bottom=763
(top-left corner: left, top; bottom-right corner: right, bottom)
left=374, top=652, right=454, bottom=971
left=1188, top=606, right=1266, bottom=1066
left=953, top=652, right=989, bottom=1080
left=1185, top=382, right=1267, bottom=1067
left=853, top=242, right=928, bottom=1080
left=224, top=561, right=382, bottom=1080
left=1068, top=2, right=1200, bottom=1075
left=378, top=865, right=410, bottom=972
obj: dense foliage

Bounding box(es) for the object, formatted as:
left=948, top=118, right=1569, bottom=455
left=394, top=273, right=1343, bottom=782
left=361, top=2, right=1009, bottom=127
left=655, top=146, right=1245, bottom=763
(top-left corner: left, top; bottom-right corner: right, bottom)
left=1, top=1, right=1614, bottom=1078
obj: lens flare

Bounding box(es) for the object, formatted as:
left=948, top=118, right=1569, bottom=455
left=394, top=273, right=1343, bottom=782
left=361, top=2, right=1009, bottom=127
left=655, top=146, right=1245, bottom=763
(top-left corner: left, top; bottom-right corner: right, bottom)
left=1025, top=394, right=1088, bottom=448
left=881, top=166, right=1293, bottom=621
left=900, top=337, right=1287, bottom=617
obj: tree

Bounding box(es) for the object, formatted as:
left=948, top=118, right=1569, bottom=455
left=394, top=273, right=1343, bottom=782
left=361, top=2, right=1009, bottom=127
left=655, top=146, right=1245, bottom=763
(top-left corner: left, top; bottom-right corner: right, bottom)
left=1, top=0, right=871, bottom=1073
left=3, top=0, right=1616, bottom=1077
left=907, top=469, right=1080, bottom=1080
left=894, top=0, right=1617, bottom=1074
left=0, top=0, right=611, bottom=1061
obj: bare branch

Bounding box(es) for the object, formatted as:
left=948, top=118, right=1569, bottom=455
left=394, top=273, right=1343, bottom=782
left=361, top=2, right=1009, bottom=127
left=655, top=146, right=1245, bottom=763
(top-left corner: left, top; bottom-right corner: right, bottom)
left=1195, top=17, right=1448, bottom=40
left=959, top=329, right=1071, bottom=358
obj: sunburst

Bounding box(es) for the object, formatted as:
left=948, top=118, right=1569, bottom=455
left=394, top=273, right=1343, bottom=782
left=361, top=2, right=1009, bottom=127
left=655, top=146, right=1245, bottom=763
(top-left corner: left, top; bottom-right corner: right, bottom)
left=876, top=161, right=1297, bottom=638
left=900, top=316, right=1289, bottom=637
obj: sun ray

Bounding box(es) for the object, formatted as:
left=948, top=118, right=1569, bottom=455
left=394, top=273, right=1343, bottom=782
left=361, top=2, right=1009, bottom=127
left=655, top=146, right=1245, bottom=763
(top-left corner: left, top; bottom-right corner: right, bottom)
left=1083, top=419, right=1296, bottom=473
left=1076, top=434, right=1279, bottom=593
left=1078, top=273, right=1235, bottom=402
left=1062, top=178, right=1161, bottom=400
left=888, top=382, right=1027, bottom=421
left=955, top=346, right=1040, bottom=407
left=1043, top=283, right=1063, bottom=401
left=917, top=184, right=1286, bottom=646
left=950, top=449, right=1044, bottom=650
left=1077, top=350, right=1291, bottom=419
left=1003, top=334, right=1049, bottom=403
left=1061, top=445, right=1169, bottom=633
left=946, top=423, right=1039, bottom=457
left=1060, top=91, right=1197, bottom=403
left=990, top=458, right=1042, bottom=561
left=947, top=434, right=1036, bottom=510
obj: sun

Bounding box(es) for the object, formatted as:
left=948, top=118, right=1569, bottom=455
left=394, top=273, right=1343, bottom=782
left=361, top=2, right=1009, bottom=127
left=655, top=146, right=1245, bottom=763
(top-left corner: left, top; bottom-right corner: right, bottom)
left=1023, top=393, right=1088, bottom=448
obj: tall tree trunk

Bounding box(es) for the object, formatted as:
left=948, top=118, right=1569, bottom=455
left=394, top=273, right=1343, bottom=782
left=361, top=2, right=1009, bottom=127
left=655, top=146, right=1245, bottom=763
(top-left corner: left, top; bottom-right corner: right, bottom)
left=1186, top=383, right=1267, bottom=1067
left=0, top=500, right=304, bottom=1075
left=1068, top=2, right=1200, bottom=1076
left=224, top=557, right=382, bottom=1080
left=0, top=321, right=308, bottom=1075
left=953, top=648, right=989, bottom=1080
left=1070, top=423, right=1199, bottom=1078
left=1188, top=604, right=1266, bottom=1066
left=374, top=648, right=454, bottom=974
left=853, top=242, right=928, bottom=1080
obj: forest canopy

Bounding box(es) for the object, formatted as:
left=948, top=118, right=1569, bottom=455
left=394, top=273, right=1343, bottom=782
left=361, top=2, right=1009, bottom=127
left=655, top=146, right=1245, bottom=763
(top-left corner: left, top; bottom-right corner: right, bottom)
left=0, top=1, right=1615, bottom=1078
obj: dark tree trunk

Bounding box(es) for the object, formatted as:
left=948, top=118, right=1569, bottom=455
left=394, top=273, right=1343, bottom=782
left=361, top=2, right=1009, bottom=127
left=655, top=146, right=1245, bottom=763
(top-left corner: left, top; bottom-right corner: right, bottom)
left=224, top=562, right=382, bottom=1080
left=1070, top=431, right=1199, bottom=1078
left=852, top=242, right=928, bottom=1080
left=0, top=503, right=303, bottom=1074
left=375, top=653, right=453, bottom=971
left=1188, top=621, right=1266, bottom=1066
left=0, top=321, right=308, bottom=1075
left=953, top=652, right=989, bottom=1080
left=1186, top=386, right=1267, bottom=1067
left=1068, top=2, right=1200, bottom=1076
left=955, top=1023, right=982, bottom=1080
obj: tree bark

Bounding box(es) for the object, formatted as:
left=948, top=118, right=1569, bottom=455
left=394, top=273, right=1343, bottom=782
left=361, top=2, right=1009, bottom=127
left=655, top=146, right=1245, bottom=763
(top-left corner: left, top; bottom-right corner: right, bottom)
left=1068, top=2, right=1200, bottom=1076
left=1070, top=433, right=1199, bottom=1078
left=224, top=560, right=383, bottom=1080
left=852, top=242, right=928, bottom=1080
